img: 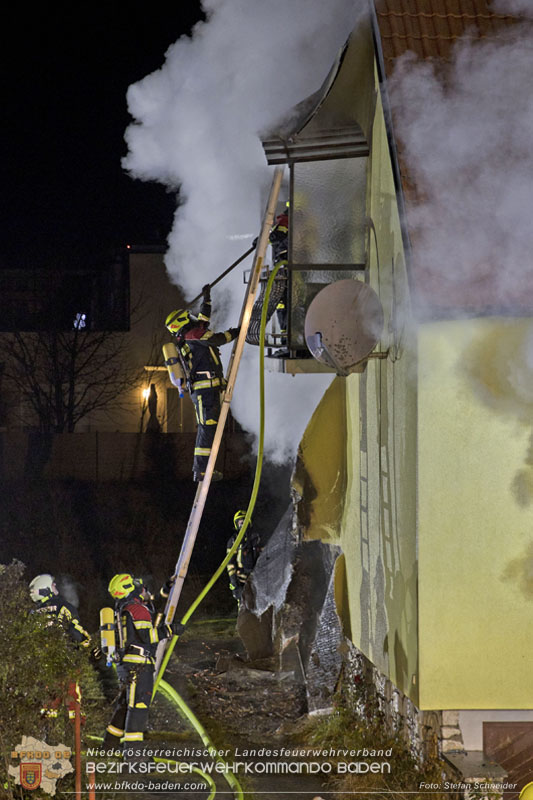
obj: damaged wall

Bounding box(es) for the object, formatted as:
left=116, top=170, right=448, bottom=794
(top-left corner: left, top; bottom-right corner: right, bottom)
left=238, top=504, right=344, bottom=712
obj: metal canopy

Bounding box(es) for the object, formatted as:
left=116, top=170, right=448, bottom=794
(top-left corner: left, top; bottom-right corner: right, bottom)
left=262, top=125, right=369, bottom=165
left=261, top=25, right=373, bottom=165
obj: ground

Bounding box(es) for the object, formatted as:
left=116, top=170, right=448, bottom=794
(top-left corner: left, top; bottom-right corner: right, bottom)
left=145, top=615, right=331, bottom=799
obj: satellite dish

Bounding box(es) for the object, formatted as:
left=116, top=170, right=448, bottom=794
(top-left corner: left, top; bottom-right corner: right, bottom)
left=304, top=279, right=384, bottom=374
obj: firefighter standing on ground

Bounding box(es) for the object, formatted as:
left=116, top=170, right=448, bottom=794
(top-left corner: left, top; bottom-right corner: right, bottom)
left=29, top=573, right=91, bottom=720
left=226, top=510, right=262, bottom=605
left=165, top=284, right=240, bottom=481
left=103, top=573, right=177, bottom=752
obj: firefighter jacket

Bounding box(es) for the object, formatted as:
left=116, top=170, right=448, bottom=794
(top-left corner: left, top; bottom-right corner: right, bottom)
left=36, top=595, right=91, bottom=647
left=178, top=297, right=239, bottom=392
left=226, top=529, right=262, bottom=599
left=115, top=596, right=172, bottom=666
left=270, top=210, right=288, bottom=265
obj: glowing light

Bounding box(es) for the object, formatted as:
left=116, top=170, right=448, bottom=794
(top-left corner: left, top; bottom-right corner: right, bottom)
left=142, top=388, right=150, bottom=400
left=73, top=312, right=87, bottom=330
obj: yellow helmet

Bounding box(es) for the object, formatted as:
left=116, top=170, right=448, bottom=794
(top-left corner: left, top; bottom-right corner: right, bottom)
left=108, top=573, right=142, bottom=600
left=165, top=309, right=191, bottom=335
left=233, top=509, right=249, bottom=530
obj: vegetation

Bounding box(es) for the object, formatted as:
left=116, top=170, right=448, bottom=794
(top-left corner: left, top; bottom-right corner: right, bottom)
left=0, top=561, right=106, bottom=799
left=0, top=326, right=143, bottom=433
left=298, top=684, right=450, bottom=800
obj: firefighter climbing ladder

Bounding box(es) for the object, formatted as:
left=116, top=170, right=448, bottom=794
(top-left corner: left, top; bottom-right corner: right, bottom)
left=154, top=166, right=284, bottom=676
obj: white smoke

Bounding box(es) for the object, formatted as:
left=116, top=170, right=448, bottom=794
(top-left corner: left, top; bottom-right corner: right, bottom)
left=122, top=0, right=364, bottom=462
left=386, top=3, right=533, bottom=420
left=56, top=574, right=80, bottom=608
left=387, top=17, right=533, bottom=307
left=492, top=0, right=533, bottom=15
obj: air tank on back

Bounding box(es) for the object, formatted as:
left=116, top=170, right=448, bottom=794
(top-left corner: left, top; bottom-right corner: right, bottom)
left=304, top=279, right=384, bottom=374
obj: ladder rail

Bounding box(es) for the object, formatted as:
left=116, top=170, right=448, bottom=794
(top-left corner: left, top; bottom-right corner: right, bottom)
left=154, top=167, right=284, bottom=674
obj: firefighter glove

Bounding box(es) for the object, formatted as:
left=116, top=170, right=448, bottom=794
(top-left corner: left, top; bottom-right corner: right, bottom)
left=228, top=327, right=241, bottom=340
left=172, top=620, right=186, bottom=636
left=202, top=283, right=211, bottom=301
left=90, top=645, right=103, bottom=663
left=160, top=576, right=175, bottom=599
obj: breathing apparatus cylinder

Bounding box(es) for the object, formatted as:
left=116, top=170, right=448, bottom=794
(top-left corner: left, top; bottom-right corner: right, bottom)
left=99, top=607, right=116, bottom=666
left=163, top=342, right=185, bottom=397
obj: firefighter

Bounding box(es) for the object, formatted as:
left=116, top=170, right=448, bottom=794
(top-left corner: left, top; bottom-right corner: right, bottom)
left=226, top=510, right=262, bottom=605
left=270, top=203, right=289, bottom=338
left=30, top=574, right=91, bottom=646
left=29, top=573, right=91, bottom=721
left=252, top=203, right=289, bottom=346
left=103, top=573, right=177, bottom=753
left=165, top=284, right=240, bottom=481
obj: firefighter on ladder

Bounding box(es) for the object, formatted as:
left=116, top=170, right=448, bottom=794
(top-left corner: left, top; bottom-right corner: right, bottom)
left=226, top=510, right=262, bottom=606
left=270, top=203, right=289, bottom=340
left=29, top=573, right=91, bottom=722
left=165, top=284, right=240, bottom=482
left=250, top=202, right=289, bottom=350
left=103, top=574, right=178, bottom=754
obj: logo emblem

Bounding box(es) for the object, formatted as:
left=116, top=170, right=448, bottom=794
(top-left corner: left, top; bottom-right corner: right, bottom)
left=520, top=783, right=533, bottom=800
left=20, top=763, right=42, bottom=790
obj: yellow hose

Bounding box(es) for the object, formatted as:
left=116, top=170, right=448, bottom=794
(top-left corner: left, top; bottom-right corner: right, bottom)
left=158, top=678, right=243, bottom=800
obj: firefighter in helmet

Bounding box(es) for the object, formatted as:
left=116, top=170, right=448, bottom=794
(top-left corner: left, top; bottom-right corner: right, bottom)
left=165, top=285, right=240, bottom=481
left=248, top=202, right=289, bottom=349
left=226, top=510, right=262, bottom=605
left=103, top=573, right=177, bottom=752
left=29, top=573, right=91, bottom=721
left=30, top=573, right=91, bottom=646
left=270, top=202, right=289, bottom=338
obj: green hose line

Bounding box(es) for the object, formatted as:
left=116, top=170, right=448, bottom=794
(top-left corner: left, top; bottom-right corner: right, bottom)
left=154, top=262, right=282, bottom=694
left=158, top=678, right=244, bottom=800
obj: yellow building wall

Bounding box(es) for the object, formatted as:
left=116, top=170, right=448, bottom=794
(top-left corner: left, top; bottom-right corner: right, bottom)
left=296, top=62, right=419, bottom=702
left=335, top=65, right=419, bottom=701
left=418, top=319, right=533, bottom=709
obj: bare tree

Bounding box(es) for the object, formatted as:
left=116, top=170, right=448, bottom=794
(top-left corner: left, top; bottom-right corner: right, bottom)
left=0, top=324, right=144, bottom=432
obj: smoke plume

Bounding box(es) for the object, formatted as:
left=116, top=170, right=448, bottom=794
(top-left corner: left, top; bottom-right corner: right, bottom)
left=56, top=574, right=80, bottom=608
left=387, top=16, right=533, bottom=308
left=122, top=0, right=364, bottom=462
left=387, top=2, right=533, bottom=421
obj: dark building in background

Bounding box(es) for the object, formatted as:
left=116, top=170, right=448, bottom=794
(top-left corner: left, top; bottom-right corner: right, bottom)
left=0, top=250, right=130, bottom=332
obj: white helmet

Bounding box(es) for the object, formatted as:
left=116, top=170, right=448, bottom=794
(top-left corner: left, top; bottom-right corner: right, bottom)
left=29, top=574, right=57, bottom=603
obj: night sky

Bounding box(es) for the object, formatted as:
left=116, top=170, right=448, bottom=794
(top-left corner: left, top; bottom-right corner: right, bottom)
left=1, top=3, right=204, bottom=272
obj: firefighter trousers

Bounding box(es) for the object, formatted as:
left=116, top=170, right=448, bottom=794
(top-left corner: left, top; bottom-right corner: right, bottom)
left=191, top=387, right=222, bottom=475
left=103, top=664, right=153, bottom=748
